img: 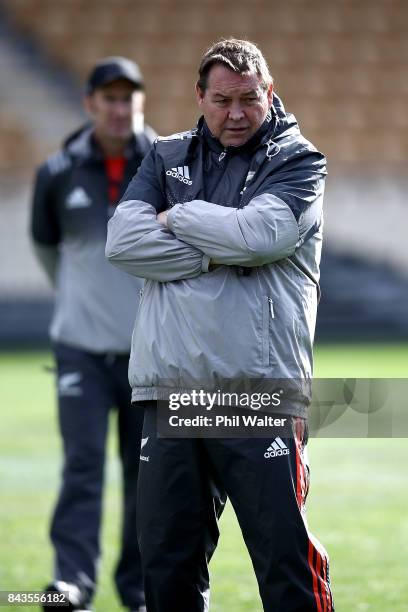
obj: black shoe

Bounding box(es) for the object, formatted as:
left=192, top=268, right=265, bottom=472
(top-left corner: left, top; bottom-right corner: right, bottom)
left=129, top=607, right=146, bottom=612
left=42, top=582, right=92, bottom=611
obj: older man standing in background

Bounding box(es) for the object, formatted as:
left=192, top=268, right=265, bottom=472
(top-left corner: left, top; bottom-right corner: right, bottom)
left=31, top=56, right=155, bottom=612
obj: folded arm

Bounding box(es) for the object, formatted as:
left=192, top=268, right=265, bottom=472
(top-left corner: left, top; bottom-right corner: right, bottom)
left=106, top=148, right=209, bottom=281
left=167, top=153, right=326, bottom=267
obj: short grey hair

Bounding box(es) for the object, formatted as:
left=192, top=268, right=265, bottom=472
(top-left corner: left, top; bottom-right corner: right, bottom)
left=197, top=38, right=273, bottom=92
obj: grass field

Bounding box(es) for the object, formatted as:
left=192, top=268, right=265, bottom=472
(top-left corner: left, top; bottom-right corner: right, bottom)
left=1, top=344, right=407, bottom=611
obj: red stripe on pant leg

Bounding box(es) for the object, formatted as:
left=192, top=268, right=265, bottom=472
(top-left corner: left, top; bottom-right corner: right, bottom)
left=323, top=554, right=330, bottom=612
left=324, top=555, right=334, bottom=612
left=319, top=547, right=333, bottom=612
left=297, top=420, right=332, bottom=611
left=314, top=542, right=333, bottom=612
left=308, top=540, right=323, bottom=612
left=316, top=552, right=327, bottom=612
left=322, top=553, right=328, bottom=612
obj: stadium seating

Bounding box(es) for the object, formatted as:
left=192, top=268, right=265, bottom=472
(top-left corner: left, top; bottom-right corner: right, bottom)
left=1, top=0, right=408, bottom=163
left=0, top=107, right=36, bottom=175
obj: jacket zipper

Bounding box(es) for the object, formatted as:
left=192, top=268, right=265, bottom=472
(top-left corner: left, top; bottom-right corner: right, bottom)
left=263, top=296, right=275, bottom=366
left=219, top=150, right=226, bottom=162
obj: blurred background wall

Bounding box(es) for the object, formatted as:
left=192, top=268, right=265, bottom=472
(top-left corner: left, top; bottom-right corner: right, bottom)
left=0, top=0, right=407, bottom=346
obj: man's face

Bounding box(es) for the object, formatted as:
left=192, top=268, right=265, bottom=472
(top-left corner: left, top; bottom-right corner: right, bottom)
left=196, top=64, right=273, bottom=147
left=85, top=79, right=144, bottom=142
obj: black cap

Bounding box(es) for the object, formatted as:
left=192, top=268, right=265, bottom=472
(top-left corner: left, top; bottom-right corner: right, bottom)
left=86, top=56, right=144, bottom=93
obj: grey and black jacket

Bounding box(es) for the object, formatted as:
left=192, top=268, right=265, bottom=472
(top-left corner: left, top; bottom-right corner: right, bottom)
left=31, top=123, right=156, bottom=353
left=106, top=95, right=326, bottom=416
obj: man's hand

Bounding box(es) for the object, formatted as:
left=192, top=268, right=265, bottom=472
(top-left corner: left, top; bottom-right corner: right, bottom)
left=157, top=210, right=169, bottom=227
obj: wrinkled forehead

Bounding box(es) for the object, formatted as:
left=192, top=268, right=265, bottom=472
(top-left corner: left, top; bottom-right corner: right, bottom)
left=205, top=65, right=264, bottom=96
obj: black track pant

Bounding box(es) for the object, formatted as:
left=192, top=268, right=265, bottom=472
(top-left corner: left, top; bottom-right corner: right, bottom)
left=51, top=342, right=146, bottom=609
left=137, top=405, right=334, bottom=612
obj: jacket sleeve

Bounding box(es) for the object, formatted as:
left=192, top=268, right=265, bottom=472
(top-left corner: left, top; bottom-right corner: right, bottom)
left=167, top=152, right=326, bottom=267
left=106, top=148, right=210, bottom=281
left=30, top=163, right=61, bottom=285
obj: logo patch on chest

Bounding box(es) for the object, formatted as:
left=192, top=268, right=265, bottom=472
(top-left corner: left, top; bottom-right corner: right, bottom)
left=65, top=187, right=92, bottom=209
left=165, top=166, right=193, bottom=186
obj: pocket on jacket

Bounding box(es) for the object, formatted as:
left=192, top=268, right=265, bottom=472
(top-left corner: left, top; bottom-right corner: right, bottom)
left=262, top=295, right=275, bottom=367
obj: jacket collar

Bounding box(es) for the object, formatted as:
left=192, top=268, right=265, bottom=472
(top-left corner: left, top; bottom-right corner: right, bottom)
left=63, top=124, right=146, bottom=163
